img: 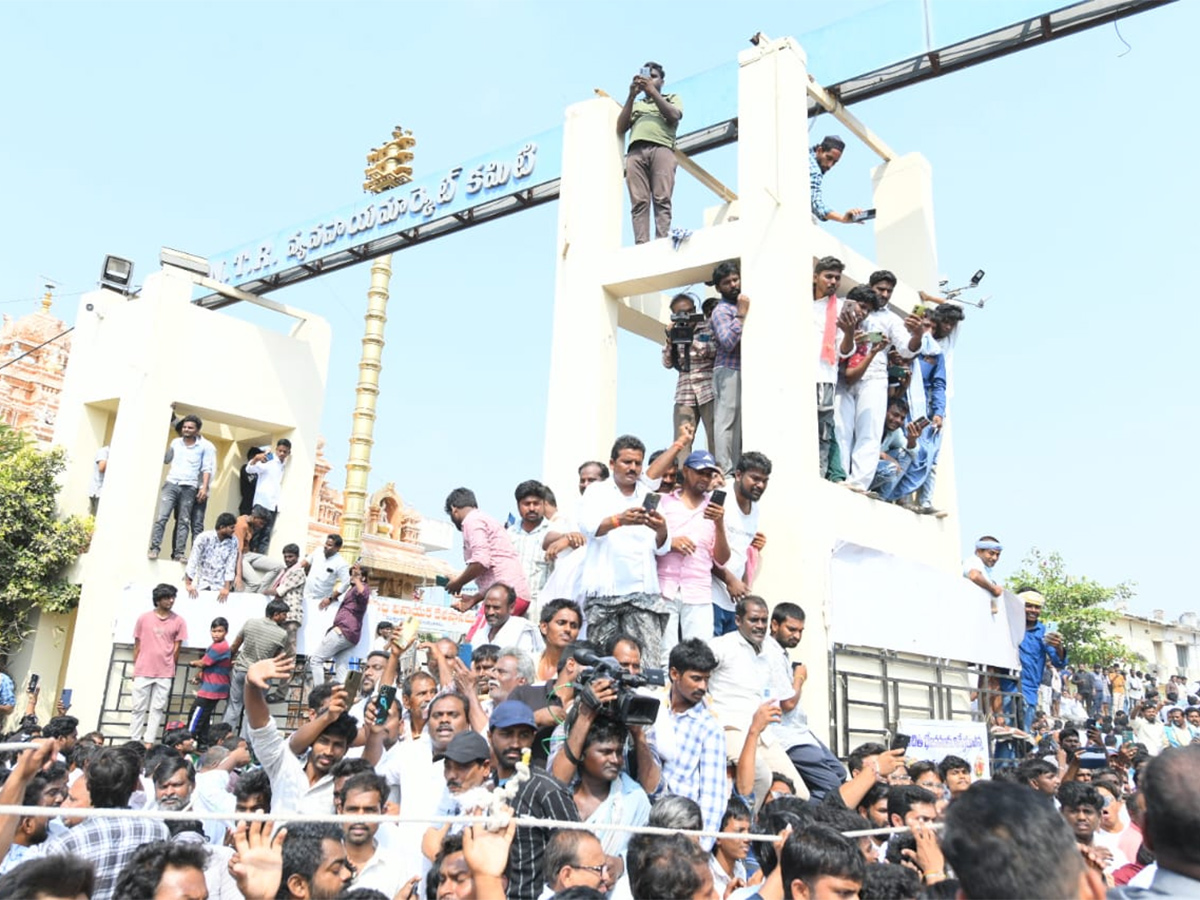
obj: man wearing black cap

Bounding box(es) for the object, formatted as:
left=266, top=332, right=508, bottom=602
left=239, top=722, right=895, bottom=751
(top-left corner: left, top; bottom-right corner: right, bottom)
left=489, top=699, right=579, bottom=900
left=421, top=731, right=493, bottom=862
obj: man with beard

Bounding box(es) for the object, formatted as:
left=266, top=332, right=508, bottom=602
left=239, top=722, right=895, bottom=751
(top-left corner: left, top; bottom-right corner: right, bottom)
left=444, top=487, right=531, bottom=617
left=508, top=480, right=551, bottom=619
left=763, top=602, right=847, bottom=800
left=244, top=656, right=379, bottom=815
left=421, top=730, right=494, bottom=861
left=997, top=588, right=1066, bottom=732
left=379, top=691, right=473, bottom=844
left=469, top=584, right=542, bottom=654
left=711, top=452, right=770, bottom=636
left=279, top=822, right=353, bottom=900
left=337, top=771, right=409, bottom=898
left=709, top=597, right=808, bottom=806
left=644, top=638, right=726, bottom=849
left=578, top=435, right=671, bottom=667
left=489, top=700, right=580, bottom=900
left=809, top=135, right=864, bottom=224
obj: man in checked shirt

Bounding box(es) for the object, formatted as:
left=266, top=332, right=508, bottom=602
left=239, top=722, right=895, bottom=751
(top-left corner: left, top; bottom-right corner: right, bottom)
left=661, top=291, right=716, bottom=468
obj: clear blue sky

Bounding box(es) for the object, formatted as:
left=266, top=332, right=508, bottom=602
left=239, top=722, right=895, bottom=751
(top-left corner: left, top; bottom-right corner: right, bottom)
left=1, top=2, right=1195, bottom=618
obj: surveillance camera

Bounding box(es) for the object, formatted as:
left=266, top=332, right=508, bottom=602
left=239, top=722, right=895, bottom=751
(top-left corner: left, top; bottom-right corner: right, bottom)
left=85, top=303, right=94, bottom=312
left=970, top=270, right=985, bottom=287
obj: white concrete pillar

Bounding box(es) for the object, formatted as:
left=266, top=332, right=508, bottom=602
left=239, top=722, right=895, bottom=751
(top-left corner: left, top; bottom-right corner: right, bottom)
left=541, top=98, right=625, bottom=501
left=871, top=153, right=938, bottom=294
left=735, top=38, right=838, bottom=741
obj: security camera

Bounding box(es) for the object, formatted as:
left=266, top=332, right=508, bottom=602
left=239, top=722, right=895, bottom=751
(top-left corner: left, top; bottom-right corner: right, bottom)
left=85, top=303, right=94, bottom=312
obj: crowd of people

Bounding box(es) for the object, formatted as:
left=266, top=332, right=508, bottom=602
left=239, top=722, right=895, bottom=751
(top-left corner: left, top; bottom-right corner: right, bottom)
left=660, top=257, right=964, bottom=516
left=1, top=58, right=1191, bottom=900
left=3, top=429, right=1198, bottom=900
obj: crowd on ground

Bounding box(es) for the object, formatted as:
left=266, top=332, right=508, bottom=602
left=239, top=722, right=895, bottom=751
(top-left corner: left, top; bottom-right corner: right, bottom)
left=3, top=429, right=1199, bottom=900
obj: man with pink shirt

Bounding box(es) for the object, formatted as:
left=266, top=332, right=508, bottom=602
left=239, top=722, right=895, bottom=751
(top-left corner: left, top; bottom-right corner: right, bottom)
left=130, top=583, right=188, bottom=747
left=658, top=450, right=730, bottom=659
left=444, top=487, right=531, bottom=621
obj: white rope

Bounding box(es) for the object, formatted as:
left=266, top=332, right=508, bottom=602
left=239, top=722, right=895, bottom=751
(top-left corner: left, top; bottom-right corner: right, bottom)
left=0, top=804, right=939, bottom=843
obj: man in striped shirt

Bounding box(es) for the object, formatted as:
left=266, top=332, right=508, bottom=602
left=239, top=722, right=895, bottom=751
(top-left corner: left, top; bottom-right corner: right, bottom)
left=710, top=260, right=751, bottom=476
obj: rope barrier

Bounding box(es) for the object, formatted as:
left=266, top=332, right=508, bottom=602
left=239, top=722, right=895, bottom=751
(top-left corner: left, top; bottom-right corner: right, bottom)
left=0, top=803, right=941, bottom=843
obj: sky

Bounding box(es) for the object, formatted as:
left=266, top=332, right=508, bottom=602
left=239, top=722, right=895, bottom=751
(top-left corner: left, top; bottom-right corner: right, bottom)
left=1, top=1, right=1196, bottom=619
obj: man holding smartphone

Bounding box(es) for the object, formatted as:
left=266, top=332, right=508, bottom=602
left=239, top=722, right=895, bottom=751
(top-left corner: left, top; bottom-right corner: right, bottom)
left=579, top=435, right=672, bottom=667
left=617, top=61, right=682, bottom=244
left=658, top=451, right=730, bottom=655
left=998, top=587, right=1067, bottom=734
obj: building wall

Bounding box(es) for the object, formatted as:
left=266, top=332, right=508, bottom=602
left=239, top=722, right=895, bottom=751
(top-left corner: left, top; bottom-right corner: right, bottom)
left=45, top=268, right=331, bottom=732
left=1109, top=612, right=1200, bottom=685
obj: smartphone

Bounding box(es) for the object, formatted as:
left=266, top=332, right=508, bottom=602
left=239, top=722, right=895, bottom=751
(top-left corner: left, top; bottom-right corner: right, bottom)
left=342, top=670, right=363, bottom=699
left=911, top=416, right=930, bottom=431
left=27, top=674, right=39, bottom=692
left=1044, top=621, right=1060, bottom=634
left=639, top=66, right=652, bottom=77
left=912, top=304, right=928, bottom=317
left=890, top=732, right=911, bottom=752
left=376, top=684, right=397, bottom=726
left=866, top=331, right=884, bottom=344
left=709, top=489, right=726, bottom=507
left=264, top=451, right=275, bottom=462
left=791, top=661, right=804, bottom=672
left=850, top=208, right=877, bottom=222
left=60, top=688, right=73, bottom=709
left=435, top=575, right=450, bottom=588
left=642, top=492, right=661, bottom=513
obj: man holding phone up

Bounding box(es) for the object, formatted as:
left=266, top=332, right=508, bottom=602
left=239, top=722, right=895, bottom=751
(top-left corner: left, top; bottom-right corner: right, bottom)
left=617, top=61, right=682, bottom=244
left=657, top=451, right=730, bottom=656
left=579, top=435, right=672, bottom=668
left=998, top=588, right=1067, bottom=733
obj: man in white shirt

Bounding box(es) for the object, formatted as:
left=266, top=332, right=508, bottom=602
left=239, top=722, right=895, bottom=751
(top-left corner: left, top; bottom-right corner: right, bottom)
left=303, top=534, right=352, bottom=625
left=834, top=271, right=922, bottom=491
left=579, top=435, right=672, bottom=668
left=245, top=439, right=290, bottom=553
left=243, top=657, right=382, bottom=815
left=508, top=480, right=551, bottom=620
left=765, top=602, right=847, bottom=800
left=711, top=452, right=770, bottom=637
left=708, top=596, right=807, bottom=805
left=469, top=584, right=543, bottom=655
left=338, top=771, right=409, bottom=898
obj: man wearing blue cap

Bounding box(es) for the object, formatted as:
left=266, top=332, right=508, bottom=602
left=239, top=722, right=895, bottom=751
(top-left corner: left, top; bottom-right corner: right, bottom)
left=658, top=450, right=730, bottom=658
left=488, top=699, right=579, bottom=900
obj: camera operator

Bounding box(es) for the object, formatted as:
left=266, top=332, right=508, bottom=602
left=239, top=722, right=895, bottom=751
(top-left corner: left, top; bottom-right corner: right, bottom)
left=549, top=684, right=657, bottom=861
left=661, top=292, right=716, bottom=467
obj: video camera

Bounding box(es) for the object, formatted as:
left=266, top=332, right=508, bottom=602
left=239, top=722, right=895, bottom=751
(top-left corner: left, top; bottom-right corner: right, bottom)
left=667, top=310, right=706, bottom=373
left=573, top=648, right=666, bottom=726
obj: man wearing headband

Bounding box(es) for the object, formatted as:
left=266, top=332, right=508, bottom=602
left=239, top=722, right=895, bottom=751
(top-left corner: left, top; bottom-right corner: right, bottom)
left=964, top=536, right=1005, bottom=602
left=997, top=587, right=1066, bottom=733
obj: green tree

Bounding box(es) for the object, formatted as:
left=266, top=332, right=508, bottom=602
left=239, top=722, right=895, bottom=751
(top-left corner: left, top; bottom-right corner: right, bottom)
left=1005, top=548, right=1134, bottom=666
left=0, top=424, right=93, bottom=660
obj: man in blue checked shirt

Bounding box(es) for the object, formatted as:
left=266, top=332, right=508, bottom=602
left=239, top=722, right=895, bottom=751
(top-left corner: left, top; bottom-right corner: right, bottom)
left=643, top=638, right=727, bottom=850
left=810, top=135, right=865, bottom=224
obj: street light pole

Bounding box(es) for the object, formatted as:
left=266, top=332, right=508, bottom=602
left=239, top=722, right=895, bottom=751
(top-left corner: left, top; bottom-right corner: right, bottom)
left=340, top=127, right=415, bottom=562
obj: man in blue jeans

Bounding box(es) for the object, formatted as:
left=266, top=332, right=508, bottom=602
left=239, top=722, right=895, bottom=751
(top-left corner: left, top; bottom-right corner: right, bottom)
left=148, top=414, right=215, bottom=560
left=999, top=588, right=1067, bottom=732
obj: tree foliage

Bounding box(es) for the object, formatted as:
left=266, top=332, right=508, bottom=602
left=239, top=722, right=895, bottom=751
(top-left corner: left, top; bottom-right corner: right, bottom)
left=0, top=425, right=93, bottom=660
left=1005, top=548, right=1135, bottom=666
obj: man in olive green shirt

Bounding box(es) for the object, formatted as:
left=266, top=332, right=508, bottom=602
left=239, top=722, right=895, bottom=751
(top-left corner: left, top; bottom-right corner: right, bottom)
left=617, top=61, right=683, bottom=244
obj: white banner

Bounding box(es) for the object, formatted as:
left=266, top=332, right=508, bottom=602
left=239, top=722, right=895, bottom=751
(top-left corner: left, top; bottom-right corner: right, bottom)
left=829, top=542, right=1023, bottom=669
left=898, top=718, right=992, bottom=780
left=112, top=584, right=476, bottom=659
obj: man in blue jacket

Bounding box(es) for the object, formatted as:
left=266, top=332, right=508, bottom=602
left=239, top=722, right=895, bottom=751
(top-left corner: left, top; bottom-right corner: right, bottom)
left=999, top=588, right=1067, bottom=733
